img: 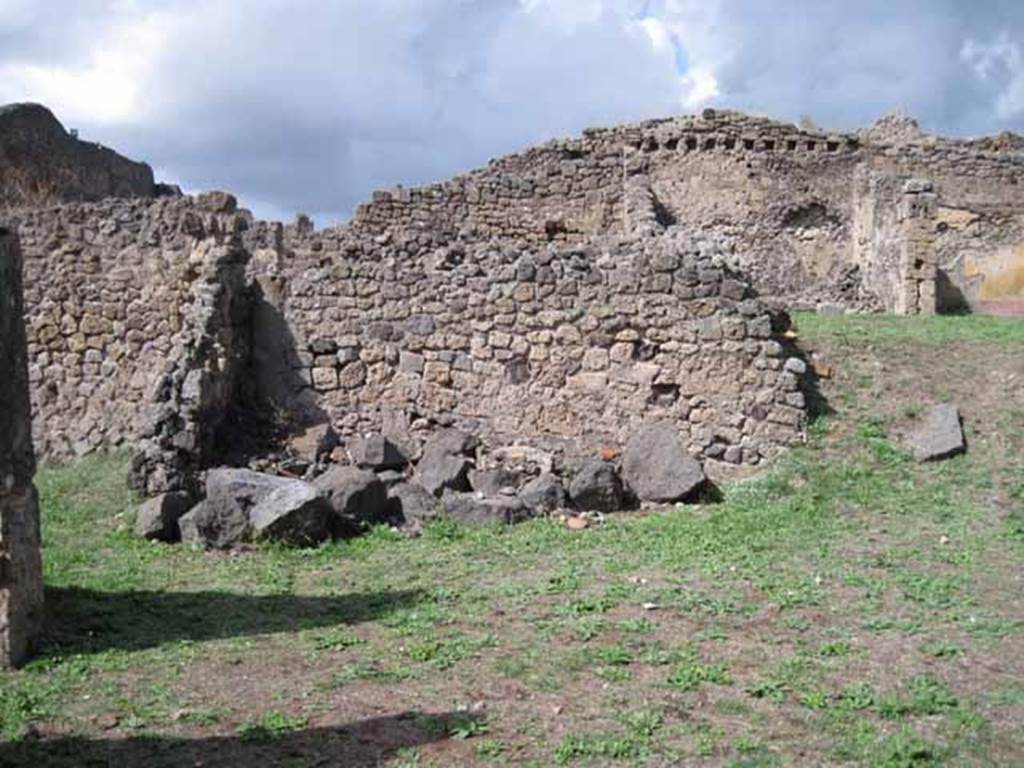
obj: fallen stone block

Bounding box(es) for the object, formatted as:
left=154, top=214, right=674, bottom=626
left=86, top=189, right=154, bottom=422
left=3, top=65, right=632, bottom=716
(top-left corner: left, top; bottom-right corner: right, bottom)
left=468, top=467, right=522, bottom=496
left=200, top=468, right=302, bottom=548
left=249, top=481, right=333, bottom=547
left=349, top=433, right=408, bottom=470
left=134, top=491, right=193, bottom=542
left=314, top=465, right=389, bottom=536
left=416, top=428, right=478, bottom=496
left=441, top=490, right=535, bottom=525
left=908, top=404, right=966, bottom=462
left=569, top=460, right=625, bottom=512
left=387, top=481, right=439, bottom=526
left=620, top=421, right=705, bottom=503
left=519, top=473, right=568, bottom=515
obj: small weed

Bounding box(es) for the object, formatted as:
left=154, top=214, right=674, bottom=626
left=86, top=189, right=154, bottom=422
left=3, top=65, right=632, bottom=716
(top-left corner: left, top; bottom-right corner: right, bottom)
left=619, top=617, right=655, bottom=635
left=877, top=676, right=958, bottom=718
left=449, top=713, right=489, bottom=740
left=237, top=710, right=308, bottom=741
left=874, top=727, right=947, bottom=767
left=836, top=683, right=876, bottom=711
left=921, top=641, right=961, bottom=658
left=476, top=738, right=506, bottom=758
left=668, top=661, right=731, bottom=692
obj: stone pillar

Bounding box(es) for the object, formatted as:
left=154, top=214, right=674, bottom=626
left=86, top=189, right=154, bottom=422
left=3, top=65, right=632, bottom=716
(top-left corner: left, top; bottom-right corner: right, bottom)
left=897, top=179, right=938, bottom=315
left=0, top=227, right=44, bottom=667
left=129, top=233, right=253, bottom=500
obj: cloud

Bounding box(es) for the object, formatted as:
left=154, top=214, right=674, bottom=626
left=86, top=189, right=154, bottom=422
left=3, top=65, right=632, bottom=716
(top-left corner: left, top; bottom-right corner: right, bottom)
left=0, top=1, right=1022, bottom=223
left=962, top=33, right=1024, bottom=120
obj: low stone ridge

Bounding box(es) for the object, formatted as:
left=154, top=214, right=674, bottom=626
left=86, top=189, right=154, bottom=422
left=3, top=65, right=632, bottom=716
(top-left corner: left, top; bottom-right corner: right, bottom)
left=0, top=103, right=156, bottom=209
left=908, top=404, right=966, bottom=462
left=620, top=421, right=706, bottom=503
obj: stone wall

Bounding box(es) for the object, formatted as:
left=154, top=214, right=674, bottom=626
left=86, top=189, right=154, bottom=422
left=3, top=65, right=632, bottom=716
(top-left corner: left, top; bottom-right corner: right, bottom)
left=262, top=227, right=805, bottom=469
left=129, top=234, right=256, bottom=499
left=8, top=195, right=250, bottom=459
left=349, top=110, right=1024, bottom=314
left=0, top=227, right=43, bottom=668
left=7, top=108, right=1024, bottom=466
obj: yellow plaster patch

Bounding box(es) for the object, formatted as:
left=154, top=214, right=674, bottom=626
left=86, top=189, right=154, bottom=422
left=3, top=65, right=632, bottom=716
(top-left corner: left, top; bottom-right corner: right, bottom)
left=979, top=241, right=1024, bottom=300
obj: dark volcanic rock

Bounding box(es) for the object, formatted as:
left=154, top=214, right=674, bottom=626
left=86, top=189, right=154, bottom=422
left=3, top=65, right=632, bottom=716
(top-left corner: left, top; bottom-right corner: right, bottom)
left=350, top=433, right=408, bottom=470
left=314, top=465, right=389, bottom=535
left=441, top=490, right=535, bottom=525
left=249, top=482, right=333, bottom=547
left=134, top=491, right=193, bottom=542
left=387, top=481, right=439, bottom=526
left=200, top=468, right=297, bottom=548
left=621, top=421, right=706, bottom=503
left=908, top=404, right=966, bottom=462
left=415, top=428, right=478, bottom=496
left=569, top=460, right=624, bottom=512
left=468, top=467, right=522, bottom=496
left=519, top=473, right=568, bottom=515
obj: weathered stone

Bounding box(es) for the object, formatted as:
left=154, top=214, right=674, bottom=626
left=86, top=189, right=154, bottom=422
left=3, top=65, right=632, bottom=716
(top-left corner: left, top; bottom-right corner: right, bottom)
left=441, top=489, right=536, bottom=525
left=134, top=491, right=193, bottom=542
left=519, top=473, right=568, bottom=514
left=288, top=423, right=340, bottom=463
left=620, top=421, right=706, bottom=503
left=415, top=429, right=478, bottom=496
left=569, top=460, right=625, bottom=512
left=469, top=467, right=522, bottom=496
left=908, top=404, right=966, bottom=462
left=178, top=502, right=203, bottom=544
left=350, top=433, right=408, bottom=470
left=197, top=468, right=298, bottom=549
left=387, top=481, right=439, bottom=525
left=249, top=481, right=333, bottom=547
left=0, top=228, right=44, bottom=668
left=314, top=465, right=389, bottom=535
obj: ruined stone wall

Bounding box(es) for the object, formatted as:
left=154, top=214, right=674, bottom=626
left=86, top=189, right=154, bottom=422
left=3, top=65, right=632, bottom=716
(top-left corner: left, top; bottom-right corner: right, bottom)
left=262, top=227, right=805, bottom=467
left=9, top=194, right=251, bottom=459
left=11, top=109, right=1024, bottom=467
left=0, top=228, right=43, bottom=667
left=129, top=235, right=255, bottom=498
left=350, top=136, right=626, bottom=244
left=349, top=110, right=1024, bottom=314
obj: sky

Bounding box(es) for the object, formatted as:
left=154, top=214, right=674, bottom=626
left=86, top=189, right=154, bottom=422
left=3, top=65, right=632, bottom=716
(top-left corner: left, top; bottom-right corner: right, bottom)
left=1, top=0, right=1022, bottom=224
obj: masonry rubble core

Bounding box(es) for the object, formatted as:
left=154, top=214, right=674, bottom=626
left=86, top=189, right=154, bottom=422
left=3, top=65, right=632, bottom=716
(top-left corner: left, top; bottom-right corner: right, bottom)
left=1, top=104, right=1022, bottom=477
left=0, top=227, right=44, bottom=668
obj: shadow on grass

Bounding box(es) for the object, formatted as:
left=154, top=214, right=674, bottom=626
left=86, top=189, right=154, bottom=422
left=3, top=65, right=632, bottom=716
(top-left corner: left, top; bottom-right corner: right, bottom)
left=0, top=711, right=479, bottom=767
left=39, top=586, right=424, bottom=655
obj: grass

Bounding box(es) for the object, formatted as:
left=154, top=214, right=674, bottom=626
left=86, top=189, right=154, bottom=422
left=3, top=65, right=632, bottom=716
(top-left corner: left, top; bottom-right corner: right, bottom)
left=1, top=313, right=1023, bottom=766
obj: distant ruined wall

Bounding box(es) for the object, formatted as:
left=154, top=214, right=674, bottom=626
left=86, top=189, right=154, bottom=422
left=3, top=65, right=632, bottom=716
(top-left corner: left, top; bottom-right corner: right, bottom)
left=0, top=227, right=43, bottom=668
left=352, top=111, right=1024, bottom=314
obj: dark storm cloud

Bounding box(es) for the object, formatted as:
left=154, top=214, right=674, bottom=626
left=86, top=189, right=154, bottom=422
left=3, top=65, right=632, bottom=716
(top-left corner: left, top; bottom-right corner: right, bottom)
left=1, top=1, right=1022, bottom=223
